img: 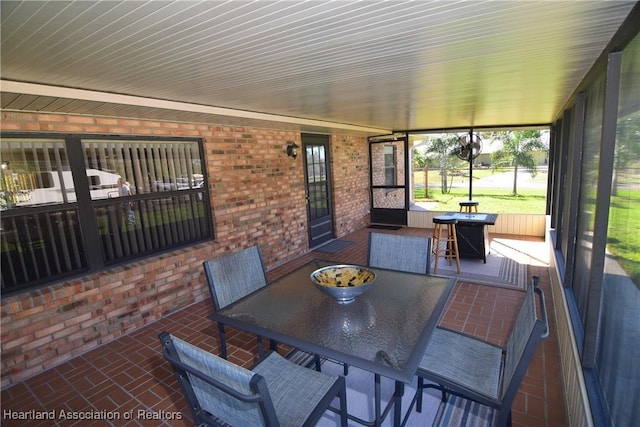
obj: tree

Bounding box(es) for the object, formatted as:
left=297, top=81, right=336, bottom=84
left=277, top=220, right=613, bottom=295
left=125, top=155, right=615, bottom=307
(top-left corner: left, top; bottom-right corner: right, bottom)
left=412, top=149, right=428, bottom=169
left=490, top=130, right=547, bottom=195
left=425, top=134, right=460, bottom=194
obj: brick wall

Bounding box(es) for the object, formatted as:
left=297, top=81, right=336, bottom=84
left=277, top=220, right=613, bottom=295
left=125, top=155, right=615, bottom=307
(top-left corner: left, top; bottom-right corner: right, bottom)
left=0, top=112, right=370, bottom=388
left=330, top=134, right=371, bottom=236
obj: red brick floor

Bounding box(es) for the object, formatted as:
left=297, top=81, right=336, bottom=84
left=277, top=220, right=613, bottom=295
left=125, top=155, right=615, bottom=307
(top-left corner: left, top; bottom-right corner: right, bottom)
left=1, top=227, right=567, bottom=427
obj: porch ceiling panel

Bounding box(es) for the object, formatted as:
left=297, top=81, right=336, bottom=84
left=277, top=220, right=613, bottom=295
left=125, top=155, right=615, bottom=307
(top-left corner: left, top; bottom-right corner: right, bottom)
left=1, top=1, right=637, bottom=133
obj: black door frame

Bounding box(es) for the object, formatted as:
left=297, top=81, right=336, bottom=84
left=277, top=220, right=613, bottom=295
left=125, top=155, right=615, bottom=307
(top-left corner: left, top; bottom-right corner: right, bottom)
left=368, top=133, right=409, bottom=226
left=302, top=133, right=335, bottom=248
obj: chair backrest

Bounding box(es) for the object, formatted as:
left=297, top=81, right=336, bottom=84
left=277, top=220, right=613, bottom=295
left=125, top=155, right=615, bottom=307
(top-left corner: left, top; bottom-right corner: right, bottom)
left=367, top=232, right=431, bottom=274
left=498, top=279, right=549, bottom=424
left=159, top=332, right=278, bottom=426
left=203, top=245, right=268, bottom=311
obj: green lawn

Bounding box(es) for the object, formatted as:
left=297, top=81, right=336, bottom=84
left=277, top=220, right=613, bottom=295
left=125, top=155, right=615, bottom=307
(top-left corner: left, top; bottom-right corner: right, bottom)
left=414, top=167, right=549, bottom=187
left=413, top=168, right=548, bottom=214
left=414, top=188, right=547, bottom=213
left=608, top=188, right=640, bottom=284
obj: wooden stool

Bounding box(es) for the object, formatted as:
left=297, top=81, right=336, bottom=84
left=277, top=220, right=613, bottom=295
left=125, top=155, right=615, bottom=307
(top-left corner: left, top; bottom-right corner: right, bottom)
left=459, top=200, right=479, bottom=213
left=432, top=215, right=461, bottom=274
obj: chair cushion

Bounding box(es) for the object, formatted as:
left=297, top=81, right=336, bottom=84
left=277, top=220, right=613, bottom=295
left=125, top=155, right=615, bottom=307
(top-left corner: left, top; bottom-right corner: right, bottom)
left=419, top=328, right=502, bottom=400
left=252, top=352, right=340, bottom=427
left=433, top=215, right=458, bottom=224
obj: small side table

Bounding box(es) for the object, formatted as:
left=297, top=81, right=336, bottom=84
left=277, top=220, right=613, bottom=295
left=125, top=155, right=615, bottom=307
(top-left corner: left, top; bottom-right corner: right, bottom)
left=459, top=200, right=479, bottom=213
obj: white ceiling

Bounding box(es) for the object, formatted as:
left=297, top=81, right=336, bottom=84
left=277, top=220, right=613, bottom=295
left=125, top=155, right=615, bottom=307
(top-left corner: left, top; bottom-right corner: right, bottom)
left=1, top=1, right=637, bottom=135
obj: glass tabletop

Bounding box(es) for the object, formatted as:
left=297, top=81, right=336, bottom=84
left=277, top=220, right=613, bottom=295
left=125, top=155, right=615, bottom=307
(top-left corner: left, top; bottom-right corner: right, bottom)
left=211, top=259, right=455, bottom=383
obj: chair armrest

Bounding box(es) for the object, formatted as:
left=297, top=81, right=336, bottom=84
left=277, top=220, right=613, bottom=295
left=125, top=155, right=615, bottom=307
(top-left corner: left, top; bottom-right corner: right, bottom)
left=532, top=276, right=549, bottom=339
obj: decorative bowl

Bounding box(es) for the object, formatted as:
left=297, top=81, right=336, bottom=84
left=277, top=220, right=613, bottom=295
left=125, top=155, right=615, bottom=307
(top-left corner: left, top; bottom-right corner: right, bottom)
left=310, top=265, right=376, bottom=304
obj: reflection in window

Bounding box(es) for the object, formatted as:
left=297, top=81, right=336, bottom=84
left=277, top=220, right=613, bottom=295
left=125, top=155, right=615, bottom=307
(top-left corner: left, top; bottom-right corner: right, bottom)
left=84, top=138, right=210, bottom=266
left=384, top=145, right=397, bottom=186
left=1, top=139, right=87, bottom=290
left=0, top=139, right=71, bottom=208
left=598, top=33, right=639, bottom=426
left=82, top=139, right=204, bottom=199
left=95, top=194, right=209, bottom=264
left=1, top=135, right=211, bottom=294
left=573, top=73, right=605, bottom=325
left=305, top=145, right=329, bottom=220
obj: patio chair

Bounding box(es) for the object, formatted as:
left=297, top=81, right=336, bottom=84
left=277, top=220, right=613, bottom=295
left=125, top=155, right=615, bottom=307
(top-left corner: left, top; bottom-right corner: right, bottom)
left=203, top=245, right=269, bottom=359
left=412, top=277, right=549, bottom=427
left=159, top=332, right=347, bottom=427
left=367, top=232, right=431, bottom=274
left=204, top=246, right=321, bottom=370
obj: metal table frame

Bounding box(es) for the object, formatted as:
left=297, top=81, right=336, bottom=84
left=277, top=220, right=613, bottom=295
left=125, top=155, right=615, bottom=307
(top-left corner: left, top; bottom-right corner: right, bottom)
left=210, top=259, right=455, bottom=427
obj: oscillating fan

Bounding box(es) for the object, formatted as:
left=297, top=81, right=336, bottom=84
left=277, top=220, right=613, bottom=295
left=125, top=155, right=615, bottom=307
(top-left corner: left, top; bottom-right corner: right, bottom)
left=455, top=133, right=482, bottom=161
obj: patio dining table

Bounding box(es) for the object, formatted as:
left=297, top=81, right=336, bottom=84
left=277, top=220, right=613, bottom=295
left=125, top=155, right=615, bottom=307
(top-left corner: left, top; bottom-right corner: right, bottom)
left=209, top=259, right=455, bottom=427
